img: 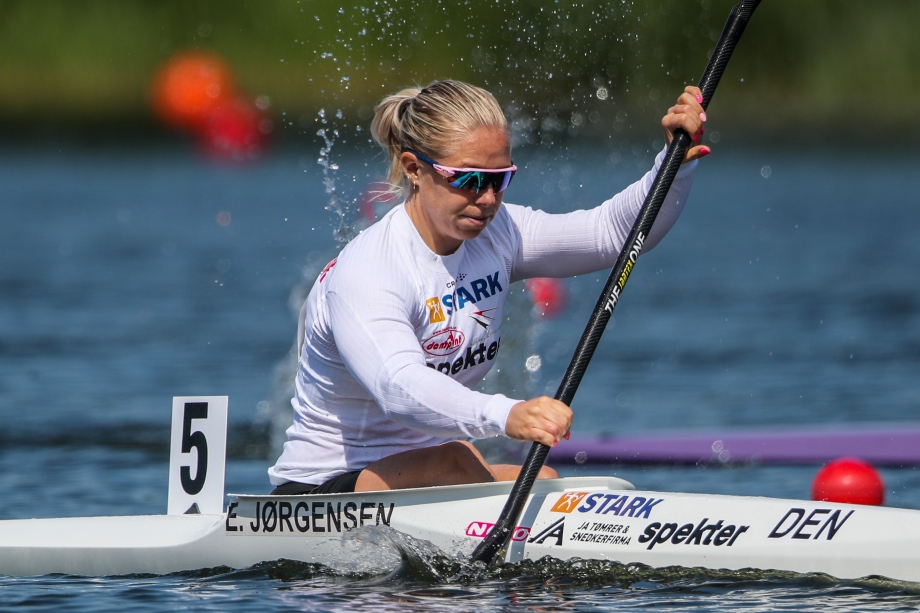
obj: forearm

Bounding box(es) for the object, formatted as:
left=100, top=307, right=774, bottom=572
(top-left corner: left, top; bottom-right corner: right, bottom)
left=510, top=148, right=696, bottom=281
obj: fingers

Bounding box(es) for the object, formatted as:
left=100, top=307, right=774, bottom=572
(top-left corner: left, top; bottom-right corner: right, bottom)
left=507, top=401, right=567, bottom=447
left=662, top=99, right=704, bottom=139
left=684, top=85, right=703, bottom=105
left=661, top=85, right=710, bottom=162
left=505, top=397, right=574, bottom=447
left=685, top=145, right=711, bottom=162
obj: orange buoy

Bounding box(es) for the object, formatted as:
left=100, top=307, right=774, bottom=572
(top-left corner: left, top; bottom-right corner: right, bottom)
left=525, top=277, right=567, bottom=319
left=812, top=457, right=885, bottom=506
left=151, top=52, right=235, bottom=131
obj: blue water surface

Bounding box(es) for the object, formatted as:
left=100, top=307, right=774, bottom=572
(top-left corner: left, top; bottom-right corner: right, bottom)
left=1, top=142, right=919, bottom=611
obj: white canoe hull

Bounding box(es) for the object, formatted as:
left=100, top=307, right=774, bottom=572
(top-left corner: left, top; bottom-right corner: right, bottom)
left=1, top=476, right=919, bottom=582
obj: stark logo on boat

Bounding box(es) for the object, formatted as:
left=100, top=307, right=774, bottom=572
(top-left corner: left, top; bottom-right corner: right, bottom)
left=465, top=521, right=530, bottom=541
left=576, top=493, right=664, bottom=519
left=422, top=328, right=465, bottom=356
left=551, top=492, right=589, bottom=513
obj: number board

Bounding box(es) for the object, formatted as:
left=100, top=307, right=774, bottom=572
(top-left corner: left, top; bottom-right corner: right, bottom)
left=167, top=396, right=228, bottom=515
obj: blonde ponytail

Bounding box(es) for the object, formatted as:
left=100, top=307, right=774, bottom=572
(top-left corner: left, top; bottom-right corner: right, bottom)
left=370, top=80, right=508, bottom=198
left=370, top=88, right=422, bottom=192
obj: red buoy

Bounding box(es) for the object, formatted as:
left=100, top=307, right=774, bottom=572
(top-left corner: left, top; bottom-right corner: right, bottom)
left=525, top=277, right=567, bottom=319
left=812, top=457, right=884, bottom=506
left=199, top=98, right=270, bottom=162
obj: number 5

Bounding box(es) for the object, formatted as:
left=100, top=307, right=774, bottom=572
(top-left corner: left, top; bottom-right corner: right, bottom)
left=180, top=402, right=209, bottom=495
left=167, top=396, right=228, bottom=515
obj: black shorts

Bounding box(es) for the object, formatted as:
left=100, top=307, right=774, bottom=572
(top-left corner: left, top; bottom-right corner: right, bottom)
left=270, top=469, right=363, bottom=496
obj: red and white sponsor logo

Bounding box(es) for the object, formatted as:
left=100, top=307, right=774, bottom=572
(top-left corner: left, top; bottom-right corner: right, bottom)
left=465, top=521, right=531, bottom=541
left=422, top=327, right=465, bottom=356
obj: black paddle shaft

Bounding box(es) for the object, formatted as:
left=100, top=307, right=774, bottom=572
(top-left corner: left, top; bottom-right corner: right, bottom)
left=471, top=0, right=762, bottom=564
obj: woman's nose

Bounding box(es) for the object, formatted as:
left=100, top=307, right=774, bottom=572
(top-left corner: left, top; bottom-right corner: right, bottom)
left=476, top=186, right=498, bottom=206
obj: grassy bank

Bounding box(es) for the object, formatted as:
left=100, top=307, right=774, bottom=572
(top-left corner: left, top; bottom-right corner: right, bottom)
left=1, top=0, right=918, bottom=141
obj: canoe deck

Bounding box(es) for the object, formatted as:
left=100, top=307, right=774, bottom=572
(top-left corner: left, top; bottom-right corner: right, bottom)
left=1, top=476, right=919, bottom=583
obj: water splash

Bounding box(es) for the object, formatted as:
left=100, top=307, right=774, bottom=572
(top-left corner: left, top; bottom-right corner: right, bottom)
left=316, top=108, right=357, bottom=247
left=186, top=533, right=920, bottom=598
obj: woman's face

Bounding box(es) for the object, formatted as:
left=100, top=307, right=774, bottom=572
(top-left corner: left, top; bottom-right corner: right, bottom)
left=402, top=126, right=512, bottom=256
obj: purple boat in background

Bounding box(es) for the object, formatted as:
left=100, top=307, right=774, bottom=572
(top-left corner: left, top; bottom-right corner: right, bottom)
left=549, top=423, right=920, bottom=466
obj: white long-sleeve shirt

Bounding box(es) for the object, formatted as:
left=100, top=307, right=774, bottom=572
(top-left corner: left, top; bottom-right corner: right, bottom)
left=269, top=150, right=696, bottom=486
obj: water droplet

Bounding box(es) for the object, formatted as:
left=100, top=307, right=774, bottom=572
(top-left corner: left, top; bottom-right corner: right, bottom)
left=525, top=355, right=542, bottom=372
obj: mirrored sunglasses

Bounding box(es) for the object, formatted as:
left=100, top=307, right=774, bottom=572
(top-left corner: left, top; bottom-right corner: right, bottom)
left=407, top=150, right=517, bottom=194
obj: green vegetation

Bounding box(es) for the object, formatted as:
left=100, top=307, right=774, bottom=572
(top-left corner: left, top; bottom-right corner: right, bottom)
left=1, top=0, right=918, bottom=140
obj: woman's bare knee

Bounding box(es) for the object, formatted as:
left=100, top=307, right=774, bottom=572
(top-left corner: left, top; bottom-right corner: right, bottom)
left=490, top=464, right=559, bottom=481
left=441, top=441, right=494, bottom=483
left=355, top=441, right=494, bottom=491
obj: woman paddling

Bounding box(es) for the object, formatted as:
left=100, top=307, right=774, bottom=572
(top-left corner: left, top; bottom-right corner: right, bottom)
left=269, top=80, right=708, bottom=494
